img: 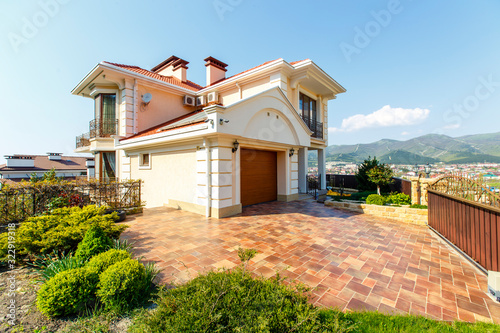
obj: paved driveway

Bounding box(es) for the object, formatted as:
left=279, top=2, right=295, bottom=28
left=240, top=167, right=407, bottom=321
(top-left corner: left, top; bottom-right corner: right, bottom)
left=121, top=200, right=500, bottom=323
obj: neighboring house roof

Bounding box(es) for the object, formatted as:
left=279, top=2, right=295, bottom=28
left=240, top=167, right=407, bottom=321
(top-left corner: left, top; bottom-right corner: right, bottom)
left=103, top=62, right=204, bottom=92
left=0, top=155, right=90, bottom=172
left=122, top=109, right=206, bottom=141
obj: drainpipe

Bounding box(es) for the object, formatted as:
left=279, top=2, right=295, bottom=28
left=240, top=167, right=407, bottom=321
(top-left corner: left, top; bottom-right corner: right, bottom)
left=204, top=138, right=211, bottom=217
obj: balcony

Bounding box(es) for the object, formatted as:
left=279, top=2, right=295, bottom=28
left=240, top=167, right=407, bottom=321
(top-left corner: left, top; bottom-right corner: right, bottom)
left=75, top=119, right=118, bottom=149
left=300, top=115, right=323, bottom=139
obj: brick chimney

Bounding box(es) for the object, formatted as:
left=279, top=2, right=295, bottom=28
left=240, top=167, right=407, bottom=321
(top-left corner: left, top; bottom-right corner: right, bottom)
left=204, top=57, right=228, bottom=86
left=151, top=56, right=189, bottom=82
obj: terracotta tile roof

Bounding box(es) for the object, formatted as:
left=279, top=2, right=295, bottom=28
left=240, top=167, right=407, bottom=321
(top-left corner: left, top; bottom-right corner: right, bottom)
left=289, top=59, right=310, bottom=65
left=205, top=58, right=282, bottom=87
left=122, top=110, right=206, bottom=141
left=105, top=58, right=306, bottom=90
left=0, top=155, right=90, bottom=172
left=103, top=62, right=204, bottom=92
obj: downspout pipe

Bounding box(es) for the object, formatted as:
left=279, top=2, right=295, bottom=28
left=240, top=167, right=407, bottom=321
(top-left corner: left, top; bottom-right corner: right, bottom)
left=204, top=138, right=211, bottom=217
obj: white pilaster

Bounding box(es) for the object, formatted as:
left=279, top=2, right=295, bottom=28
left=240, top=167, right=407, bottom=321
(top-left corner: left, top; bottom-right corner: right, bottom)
left=298, top=147, right=308, bottom=193
left=318, top=149, right=326, bottom=189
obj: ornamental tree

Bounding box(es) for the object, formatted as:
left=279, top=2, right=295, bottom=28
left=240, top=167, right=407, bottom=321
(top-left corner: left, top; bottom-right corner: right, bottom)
left=367, top=164, right=394, bottom=195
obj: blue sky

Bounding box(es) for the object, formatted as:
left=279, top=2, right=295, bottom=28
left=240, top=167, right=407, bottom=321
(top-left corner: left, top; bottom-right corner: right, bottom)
left=1, top=0, right=499, bottom=163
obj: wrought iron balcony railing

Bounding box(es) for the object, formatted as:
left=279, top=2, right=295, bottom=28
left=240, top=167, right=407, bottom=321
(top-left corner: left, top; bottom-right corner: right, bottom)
left=300, top=115, right=323, bottom=139
left=89, top=118, right=118, bottom=138
left=75, top=119, right=118, bottom=148
left=76, top=133, right=90, bottom=148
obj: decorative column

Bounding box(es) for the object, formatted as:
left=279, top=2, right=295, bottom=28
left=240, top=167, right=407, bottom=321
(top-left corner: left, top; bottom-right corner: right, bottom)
left=298, top=147, right=308, bottom=193
left=318, top=148, right=326, bottom=190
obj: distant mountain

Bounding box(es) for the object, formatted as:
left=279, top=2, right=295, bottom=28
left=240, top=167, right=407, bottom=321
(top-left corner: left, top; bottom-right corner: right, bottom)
left=326, top=132, right=500, bottom=164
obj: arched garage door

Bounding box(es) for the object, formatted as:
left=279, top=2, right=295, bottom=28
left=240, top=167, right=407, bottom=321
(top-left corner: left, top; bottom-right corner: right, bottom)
left=240, top=149, right=277, bottom=206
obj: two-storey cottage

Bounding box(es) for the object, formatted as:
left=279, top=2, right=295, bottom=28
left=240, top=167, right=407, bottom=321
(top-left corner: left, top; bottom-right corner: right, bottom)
left=72, top=56, right=345, bottom=217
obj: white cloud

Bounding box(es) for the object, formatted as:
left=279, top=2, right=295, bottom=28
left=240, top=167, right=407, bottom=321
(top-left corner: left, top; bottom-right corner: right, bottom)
left=329, top=105, right=430, bottom=133
left=401, top=131, right=410, bottom=136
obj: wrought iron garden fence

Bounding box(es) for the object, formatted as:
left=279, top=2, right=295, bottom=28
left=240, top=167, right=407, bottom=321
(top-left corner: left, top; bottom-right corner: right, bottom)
left=0, top=180, right=142, bottom=225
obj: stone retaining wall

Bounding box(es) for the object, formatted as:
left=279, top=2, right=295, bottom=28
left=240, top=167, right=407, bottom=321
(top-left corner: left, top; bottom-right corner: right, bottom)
left=325, top=200, right=428, bottom=225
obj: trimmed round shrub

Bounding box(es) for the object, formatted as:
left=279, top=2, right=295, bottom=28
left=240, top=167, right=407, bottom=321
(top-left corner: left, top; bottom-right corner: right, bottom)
left=75, top=225, right=113, bottom=260
left=37, top=267, right=98, bottom=317
left=366, top=194, right=386, bottom=206
left=96, top=258, right=148, bottom=311
left=386, top=193, right=411, bottom=205
left=86, top=249, right=131, bottom=276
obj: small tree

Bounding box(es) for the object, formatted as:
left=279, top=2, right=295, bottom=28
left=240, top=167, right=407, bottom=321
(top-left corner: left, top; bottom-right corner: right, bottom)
left=367, top=164, right=394, bottom=195
left=355, top=156, right=380, bottom=191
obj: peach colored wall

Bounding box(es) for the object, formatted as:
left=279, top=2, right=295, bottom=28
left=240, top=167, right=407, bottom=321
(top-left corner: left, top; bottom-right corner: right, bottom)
left=135, top=84, right=197, bottom=132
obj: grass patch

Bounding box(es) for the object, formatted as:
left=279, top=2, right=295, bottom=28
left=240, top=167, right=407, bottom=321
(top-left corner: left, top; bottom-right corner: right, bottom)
left=324, top=310, right=500, bottom=332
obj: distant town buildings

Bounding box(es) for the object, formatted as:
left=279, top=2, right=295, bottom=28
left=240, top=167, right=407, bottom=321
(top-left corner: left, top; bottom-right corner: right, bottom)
left=0, top=153, right=94, bottom=184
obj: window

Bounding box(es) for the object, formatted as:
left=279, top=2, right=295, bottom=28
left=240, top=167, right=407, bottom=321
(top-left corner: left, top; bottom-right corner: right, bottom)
left=100, top=152, right=116, bottom=180
left=94, top=94, right=117, bottom=137
left=299, top=93, right=317, bottom=123
left=299, top=92, right=323, bottom=139
left=139, top=153, right=151, bottom=169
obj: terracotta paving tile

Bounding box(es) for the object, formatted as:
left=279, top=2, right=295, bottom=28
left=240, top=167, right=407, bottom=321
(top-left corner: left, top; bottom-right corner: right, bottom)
left=346, top=280, right=372, bottom=296
left=317, top=292, right=347, bottom=310
left=122, top=201, right=500, bottom=324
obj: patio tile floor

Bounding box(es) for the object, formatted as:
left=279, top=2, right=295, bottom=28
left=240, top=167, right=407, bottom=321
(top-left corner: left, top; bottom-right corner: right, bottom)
left=121, top=200, right=500, bottom=323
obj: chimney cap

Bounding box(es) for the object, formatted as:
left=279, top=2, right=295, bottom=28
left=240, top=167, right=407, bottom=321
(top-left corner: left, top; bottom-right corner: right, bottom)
left=4, top=155, right=34, bottom=159
left=204, top=57, right=228, bottom=71
left=151, top=55, right=190, bottom=73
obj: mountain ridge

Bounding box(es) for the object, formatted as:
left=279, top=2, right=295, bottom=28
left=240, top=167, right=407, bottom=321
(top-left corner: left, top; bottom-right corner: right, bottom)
left=326, top=132, right=500, bottom=164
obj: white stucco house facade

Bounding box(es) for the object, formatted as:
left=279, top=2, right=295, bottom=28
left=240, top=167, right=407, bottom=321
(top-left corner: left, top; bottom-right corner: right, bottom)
left=73, top=56, right=345, bottom=217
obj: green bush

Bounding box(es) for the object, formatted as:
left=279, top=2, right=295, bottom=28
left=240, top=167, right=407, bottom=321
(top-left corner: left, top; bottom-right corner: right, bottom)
left=37, top=267, right=98, bottom=317
left=0, top=205, right=127, bottom=261
left=96, top=258, right=150, bottom=311
left=410, top=204, right=428, bottom=209
left=129, top=269, right=353, bottom=333
left=386, top=193, right=411, bottom=205
left=86, top=249, right=131, bottom=276
left=366, top=194, right=386, bottom=205
left=75, top=225, right=113, bottom=261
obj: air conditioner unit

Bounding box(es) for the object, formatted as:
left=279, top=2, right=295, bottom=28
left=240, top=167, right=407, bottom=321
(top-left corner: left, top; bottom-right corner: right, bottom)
left=183, top=95, right=195, bottom=106
left=196, top=96, right=207, bottom=106
left=207, top=92, right=219, bottom=104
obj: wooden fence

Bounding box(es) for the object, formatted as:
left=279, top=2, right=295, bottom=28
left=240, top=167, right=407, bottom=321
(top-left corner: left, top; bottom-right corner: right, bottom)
left=325, top=174, right=412, bottom=197
left=428, top=189, right=500, bottom=272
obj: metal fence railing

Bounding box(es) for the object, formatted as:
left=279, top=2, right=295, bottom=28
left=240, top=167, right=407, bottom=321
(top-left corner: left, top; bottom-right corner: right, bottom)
left=0, top=180, right=142, bottom=225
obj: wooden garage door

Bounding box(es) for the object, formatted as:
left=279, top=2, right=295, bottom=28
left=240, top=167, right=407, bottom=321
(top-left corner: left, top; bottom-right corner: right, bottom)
left=241, top=149, right=277, bottom=206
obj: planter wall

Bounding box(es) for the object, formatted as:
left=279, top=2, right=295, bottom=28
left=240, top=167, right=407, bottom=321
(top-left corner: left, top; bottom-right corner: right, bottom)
left=325, top=200, right=428, bottom=225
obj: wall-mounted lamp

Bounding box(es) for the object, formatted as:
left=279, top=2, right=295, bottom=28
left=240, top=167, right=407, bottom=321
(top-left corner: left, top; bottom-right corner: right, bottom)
left=204, top=119, right=214, bottom=126
left=289, top=148, right=295, bottom=157
left=232, top=140, right=239, bottom=153
left=219, top=118, right=229, bottom=125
